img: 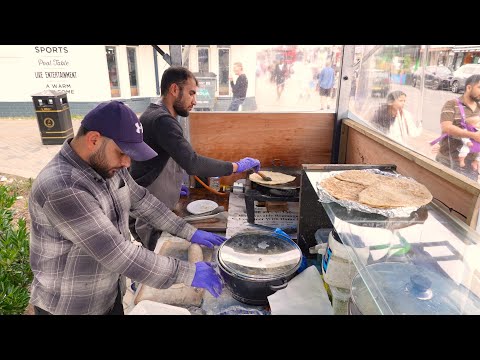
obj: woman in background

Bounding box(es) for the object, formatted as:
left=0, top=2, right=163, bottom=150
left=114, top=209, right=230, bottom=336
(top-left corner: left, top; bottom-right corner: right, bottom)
left=370, top=90, right=422, bottom=144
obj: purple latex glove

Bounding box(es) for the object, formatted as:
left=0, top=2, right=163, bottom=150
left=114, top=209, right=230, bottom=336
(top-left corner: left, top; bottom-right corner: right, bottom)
left=235, top=157, right=261, bottom=173
left=190, top=230, right=226, bottom=248
left=180, top=184, right=189, bottom=197
left=191, top=262, right=223, bottom=298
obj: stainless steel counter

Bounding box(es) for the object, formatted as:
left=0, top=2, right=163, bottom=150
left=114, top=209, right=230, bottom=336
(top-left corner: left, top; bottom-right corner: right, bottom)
left=306, top=169, right=480, bottom=314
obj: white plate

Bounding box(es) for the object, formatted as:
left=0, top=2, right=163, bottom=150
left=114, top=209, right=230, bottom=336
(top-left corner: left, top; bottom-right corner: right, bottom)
left=186, top=200, right=218, bottom=215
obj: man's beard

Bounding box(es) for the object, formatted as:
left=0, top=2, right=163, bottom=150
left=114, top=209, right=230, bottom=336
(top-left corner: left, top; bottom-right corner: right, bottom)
left=173, top=89, right=190, bottom=117
left=469, top=93, right=480, bottom=103
left=89, top=140, right=113, bottom=179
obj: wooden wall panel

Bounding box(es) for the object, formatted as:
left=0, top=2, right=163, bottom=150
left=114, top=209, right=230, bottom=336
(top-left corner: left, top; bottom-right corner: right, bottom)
left=342, top=120, right=480, bottom=227
left=189, top=112, right=334, bottom=184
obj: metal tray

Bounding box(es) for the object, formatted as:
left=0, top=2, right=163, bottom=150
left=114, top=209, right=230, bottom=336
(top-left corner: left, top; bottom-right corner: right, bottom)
left=316, top=168, right=428, bottom=218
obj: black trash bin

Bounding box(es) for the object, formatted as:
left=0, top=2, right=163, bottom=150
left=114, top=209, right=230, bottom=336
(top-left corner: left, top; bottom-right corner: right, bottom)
left=31, top=90, right=74, bottom=145
left=193, top=72, right=217, bottom=111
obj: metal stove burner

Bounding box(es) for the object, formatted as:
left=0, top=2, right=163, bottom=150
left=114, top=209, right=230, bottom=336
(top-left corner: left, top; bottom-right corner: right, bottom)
left=244, top=186, right=300, bottom=224
left=244, top=165, right=302, bottom=224
left=269, top=188, right=298, bottom=197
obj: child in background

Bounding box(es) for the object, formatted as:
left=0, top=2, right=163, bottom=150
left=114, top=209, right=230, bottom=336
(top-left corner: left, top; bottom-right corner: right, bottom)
left=458, top=115, right=480, bottom=171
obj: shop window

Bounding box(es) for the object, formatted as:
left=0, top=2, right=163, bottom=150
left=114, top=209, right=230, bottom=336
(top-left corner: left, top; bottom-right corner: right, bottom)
left=106, top=46, right=120, bottom=98
left=218, top=48, right=230, bottom=96
left=198, top=47, right=209, bottom=73
left=348, top=45, right=480, bottom=193
left=127, top=47, right=139, bottom=96
left=181, top=45, right=343, bottom=112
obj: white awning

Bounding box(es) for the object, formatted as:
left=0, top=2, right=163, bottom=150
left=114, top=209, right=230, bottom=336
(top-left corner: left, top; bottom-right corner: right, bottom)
left=453, top=45, right=480, bottom=53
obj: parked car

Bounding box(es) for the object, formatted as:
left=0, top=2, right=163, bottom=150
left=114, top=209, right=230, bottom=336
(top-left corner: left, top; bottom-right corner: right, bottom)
left=412, top=65, right=453, bottom=90
left=450, top=63, right=480, bottom=93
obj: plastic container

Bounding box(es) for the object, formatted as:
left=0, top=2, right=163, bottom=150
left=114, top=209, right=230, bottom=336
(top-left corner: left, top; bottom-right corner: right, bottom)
left=322, top=230, right=369, bottom=290
left=330, top=286, right=351, bottom=315
left=127, top=300, right=191, bottom=315
left=314, top=228, right=332, bottom=245
left=314, top=228, right=333, bottom=270
left=350, top=263, right=473, bottom=315
left=209, top=176, right=220, bottom=191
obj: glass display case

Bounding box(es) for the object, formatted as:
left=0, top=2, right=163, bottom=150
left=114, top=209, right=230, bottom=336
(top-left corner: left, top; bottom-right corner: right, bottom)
left=304, top=167, right=480, bottom=315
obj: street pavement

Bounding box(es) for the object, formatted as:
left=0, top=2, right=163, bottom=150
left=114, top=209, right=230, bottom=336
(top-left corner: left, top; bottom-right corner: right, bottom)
left=0, top=118, right=82, bottom=179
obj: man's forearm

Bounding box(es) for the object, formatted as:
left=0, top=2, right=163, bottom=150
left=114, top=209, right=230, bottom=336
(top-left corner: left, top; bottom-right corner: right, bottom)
left=443, top=122, right=477, bottom=139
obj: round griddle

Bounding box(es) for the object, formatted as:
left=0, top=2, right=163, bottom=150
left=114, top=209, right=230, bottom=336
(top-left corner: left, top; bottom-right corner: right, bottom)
left=249, top=167, right=301, bottom=190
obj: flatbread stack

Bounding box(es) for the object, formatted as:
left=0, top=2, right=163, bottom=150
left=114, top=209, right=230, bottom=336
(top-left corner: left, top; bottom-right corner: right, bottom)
left=320, top=177, right=366, bottom=202
left=319, top=170, right=432, bottom=209
left=335, top=170, right=387, bottom=186
left=249, top=171, right=296, bottom=185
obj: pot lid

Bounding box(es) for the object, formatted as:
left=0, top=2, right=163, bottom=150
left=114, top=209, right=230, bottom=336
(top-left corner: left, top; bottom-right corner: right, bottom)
left=218, top=231, right=302, bottom=280
left=350, top=262, right=471, bottom=315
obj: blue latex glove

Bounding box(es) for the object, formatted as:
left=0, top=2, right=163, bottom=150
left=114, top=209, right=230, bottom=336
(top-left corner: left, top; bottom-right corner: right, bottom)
left=191, top=262, right=223, bottom=298
left=190, top=230, right=227, bottom=248
left=180, top=184, right=189, bottom=197
left=235, top=157, right=261, bottom=173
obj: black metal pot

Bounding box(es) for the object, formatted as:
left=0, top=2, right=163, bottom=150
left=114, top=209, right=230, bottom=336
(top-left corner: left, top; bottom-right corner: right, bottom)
left=217, top=231, right=302, bottom=306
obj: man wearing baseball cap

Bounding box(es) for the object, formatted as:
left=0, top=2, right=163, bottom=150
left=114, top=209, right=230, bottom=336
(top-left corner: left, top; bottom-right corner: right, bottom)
left=29, top=100, right=226, bottom=315
left=81, top=100, right=158, bottom=162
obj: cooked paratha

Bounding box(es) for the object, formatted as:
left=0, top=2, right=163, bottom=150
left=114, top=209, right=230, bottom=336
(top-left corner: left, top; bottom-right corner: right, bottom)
left=249, top=171, right=296, bottom=185
left=358, top=177, right=433, bottom=208
left=319, top=176, right=367, bottom=201
left=334, top=170, right=386, bottom=186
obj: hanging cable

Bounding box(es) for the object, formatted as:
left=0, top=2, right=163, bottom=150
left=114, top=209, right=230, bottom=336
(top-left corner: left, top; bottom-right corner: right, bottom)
left=433, top=197, right=467, bottom=219
left=194, top=176, right=228, bottom=197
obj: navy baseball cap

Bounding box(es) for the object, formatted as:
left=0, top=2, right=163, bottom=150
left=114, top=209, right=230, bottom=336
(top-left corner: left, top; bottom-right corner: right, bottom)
left=81, top=101, right=157, bottom=161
